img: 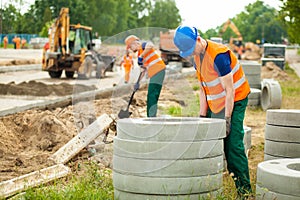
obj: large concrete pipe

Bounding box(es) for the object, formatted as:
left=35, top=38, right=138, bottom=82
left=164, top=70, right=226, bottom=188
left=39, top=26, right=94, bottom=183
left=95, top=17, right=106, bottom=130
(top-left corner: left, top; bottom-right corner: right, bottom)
left=256, top=158, right=300, bottom=199
left=113, top=117, right=226, bottom=200
left=261, top=79, right=282, bottom=111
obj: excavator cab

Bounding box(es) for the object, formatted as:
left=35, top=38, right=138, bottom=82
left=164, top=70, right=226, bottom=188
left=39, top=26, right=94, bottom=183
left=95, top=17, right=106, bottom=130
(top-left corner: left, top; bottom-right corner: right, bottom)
left=69, top=25, right=93, bottom=55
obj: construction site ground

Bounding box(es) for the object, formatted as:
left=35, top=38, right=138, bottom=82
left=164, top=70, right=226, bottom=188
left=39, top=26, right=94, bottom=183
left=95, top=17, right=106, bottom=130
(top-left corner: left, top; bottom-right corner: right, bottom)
left=0, top=47, right=299, bottom=193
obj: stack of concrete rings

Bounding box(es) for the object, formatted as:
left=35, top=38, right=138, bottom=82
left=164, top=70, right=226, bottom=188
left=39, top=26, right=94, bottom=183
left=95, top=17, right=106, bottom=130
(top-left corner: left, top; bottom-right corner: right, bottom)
left=113, top=117, right=226, bottom=200
left=264, top=109, right=300, bottom=160
left=256, top=158, right=300, bottom=199
left=261, top=79, right=282, bottom=111
left=240, top=60, right=262, bottom=89
left=248, top=88, right=261, bottom=107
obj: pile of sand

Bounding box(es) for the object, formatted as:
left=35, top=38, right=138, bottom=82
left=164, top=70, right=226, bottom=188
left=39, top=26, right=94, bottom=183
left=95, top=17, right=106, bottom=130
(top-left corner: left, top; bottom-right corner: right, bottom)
left=0, top=85, right=182, bottom=182
left=261, top=61, right=290, bottom=81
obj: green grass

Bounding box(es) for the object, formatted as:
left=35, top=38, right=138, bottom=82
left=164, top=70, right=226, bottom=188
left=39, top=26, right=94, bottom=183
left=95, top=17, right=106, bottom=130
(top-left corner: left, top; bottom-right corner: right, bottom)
left=7, top=161, right=114, bottom=200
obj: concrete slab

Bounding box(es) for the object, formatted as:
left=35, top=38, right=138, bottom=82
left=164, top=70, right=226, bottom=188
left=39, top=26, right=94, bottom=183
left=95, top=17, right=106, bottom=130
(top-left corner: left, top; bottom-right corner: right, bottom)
left=0, top=164, right=70, bottom=198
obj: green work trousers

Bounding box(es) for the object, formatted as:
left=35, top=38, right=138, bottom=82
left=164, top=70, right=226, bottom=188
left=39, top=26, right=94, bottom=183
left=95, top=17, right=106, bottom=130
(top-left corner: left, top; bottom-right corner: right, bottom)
left=147, top=70, right=165, bottom=117
left=207, top=97, right=252, bottom=195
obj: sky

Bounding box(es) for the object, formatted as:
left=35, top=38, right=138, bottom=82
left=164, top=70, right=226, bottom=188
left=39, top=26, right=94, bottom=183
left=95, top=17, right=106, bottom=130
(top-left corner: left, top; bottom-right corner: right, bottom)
left=1, top=0, right=282, bottom=32
left=175, top=0, right=282, bottom=32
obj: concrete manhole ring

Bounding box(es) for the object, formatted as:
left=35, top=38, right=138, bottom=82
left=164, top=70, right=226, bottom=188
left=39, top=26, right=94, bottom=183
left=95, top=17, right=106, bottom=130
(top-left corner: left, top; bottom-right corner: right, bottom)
left=266, top=109, right=300, bottom=127
left=256, top=158, right=300, bottom=197
left=113, top=154, right=223, bottom=177
left=261, top=79, right=282, bottom=111
left=265, top=124, right=300, bottom=143
left=264, top=140, right=300, bottom=158
left=113, top=172, right=222, bottom=194
left=256, top=184, right=300, bottom=200
left=116, top=117, right=226, bottom=141
left=114, top=188, right=222, bottom=200
left=113, top=137, right=224, bottom=159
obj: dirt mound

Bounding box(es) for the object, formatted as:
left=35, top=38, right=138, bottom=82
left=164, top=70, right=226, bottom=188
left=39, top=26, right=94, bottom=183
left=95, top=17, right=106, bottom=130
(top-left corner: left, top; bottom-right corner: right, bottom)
left=261, top=61, right=290, bottom=81
left=0, top=84, right=183, bottom=182
left=0, top=108, right=77, bottom=181
left=0, top=81, right=97, bottom=96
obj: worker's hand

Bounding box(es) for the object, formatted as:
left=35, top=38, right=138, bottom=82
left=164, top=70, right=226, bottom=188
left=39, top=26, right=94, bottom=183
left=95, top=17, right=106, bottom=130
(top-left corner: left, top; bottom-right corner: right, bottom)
left=138, top=57, right=143, bottom=66
left=225, top=116, right=231, bottom=136
left=134, top=82, right=140, bottom=92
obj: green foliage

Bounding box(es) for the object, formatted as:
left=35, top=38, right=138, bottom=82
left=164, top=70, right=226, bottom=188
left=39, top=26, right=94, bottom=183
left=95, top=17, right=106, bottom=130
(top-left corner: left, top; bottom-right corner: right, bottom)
left=20, top=162, right=113, bottom=200
left=192, top=85, right=200, bottom=91
left=149, top=0, right=182, bottom=29
left=1, top=0, right=182, bottom=37
left=279, top=0, right=300, bottom=44
left=166, top=105, right=182, bottom=116
left=203, top=0, right=287, bottom=44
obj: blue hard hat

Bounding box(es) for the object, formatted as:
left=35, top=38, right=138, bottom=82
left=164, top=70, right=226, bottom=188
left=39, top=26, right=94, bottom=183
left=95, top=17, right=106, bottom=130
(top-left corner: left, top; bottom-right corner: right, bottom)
left=174, top=25, right=198, bottom=58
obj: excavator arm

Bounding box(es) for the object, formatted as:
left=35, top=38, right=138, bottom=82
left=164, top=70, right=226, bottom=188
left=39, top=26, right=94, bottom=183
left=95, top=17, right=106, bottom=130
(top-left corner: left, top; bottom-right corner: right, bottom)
left=49, top=7, right=70, bottom=56
left=220, top=19, right=243, bottom=41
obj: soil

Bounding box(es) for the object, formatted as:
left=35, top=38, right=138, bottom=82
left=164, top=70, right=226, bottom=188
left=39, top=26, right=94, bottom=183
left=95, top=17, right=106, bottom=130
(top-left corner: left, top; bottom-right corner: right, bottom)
left=0, top=81, right=97, bottom=96
left=261, top=61, right=290, bottom=81
left=0, top=83, right=182, bottom=182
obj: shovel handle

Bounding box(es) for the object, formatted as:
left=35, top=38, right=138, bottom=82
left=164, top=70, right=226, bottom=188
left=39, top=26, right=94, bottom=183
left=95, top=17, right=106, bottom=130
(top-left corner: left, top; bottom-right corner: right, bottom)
left=125, top=71, right=144, bottom=111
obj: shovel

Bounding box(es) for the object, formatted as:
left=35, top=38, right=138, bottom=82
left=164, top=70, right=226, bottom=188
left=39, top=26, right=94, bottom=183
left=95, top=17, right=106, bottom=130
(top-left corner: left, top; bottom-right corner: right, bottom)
left=118, top=71, right=143, bottom=119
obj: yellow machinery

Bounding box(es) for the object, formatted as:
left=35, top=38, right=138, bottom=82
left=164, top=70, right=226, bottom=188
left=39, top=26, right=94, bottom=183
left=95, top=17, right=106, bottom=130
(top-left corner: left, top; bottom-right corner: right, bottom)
left=42, top=7, right=115, bottom=79
left=219, top=19, right=244, bottom=59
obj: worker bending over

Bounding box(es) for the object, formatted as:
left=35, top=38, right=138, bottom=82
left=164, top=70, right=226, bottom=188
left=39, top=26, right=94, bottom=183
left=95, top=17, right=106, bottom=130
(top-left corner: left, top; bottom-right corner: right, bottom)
left=173, top=25, right=252, bottom=198
left=125, top=35, right=166, bottom=117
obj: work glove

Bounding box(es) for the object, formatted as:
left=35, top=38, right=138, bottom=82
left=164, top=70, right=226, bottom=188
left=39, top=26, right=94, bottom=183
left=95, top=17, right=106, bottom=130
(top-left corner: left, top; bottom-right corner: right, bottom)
left=199, top=115, right=208, bottom=118
left=225, top=116, right=231, bottom=136
left=138, top=57, right=143, bottom=66
left=134, top=82, right=140, bottom=92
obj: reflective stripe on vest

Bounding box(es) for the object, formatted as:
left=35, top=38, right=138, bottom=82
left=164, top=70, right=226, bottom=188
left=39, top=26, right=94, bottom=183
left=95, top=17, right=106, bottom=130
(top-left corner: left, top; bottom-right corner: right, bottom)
left=139, top=48, right=166, bottom=78
left=206, top=75, right=246, bottom=101
left=201, top=63, right=242, bottom=87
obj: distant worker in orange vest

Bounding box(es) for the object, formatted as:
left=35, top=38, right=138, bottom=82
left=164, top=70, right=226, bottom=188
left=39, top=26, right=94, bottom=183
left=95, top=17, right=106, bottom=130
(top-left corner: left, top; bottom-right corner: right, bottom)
left=3, top=35, right=8, bottom=49
left=174, top=25, right=252, bottom=198
left=12, top=36, right=21, bottom=49
left=21, top=38, right=27, bottom=49
left=125, top=35, right=166, bottom=117
left=120, top=51, right=134, bottom=84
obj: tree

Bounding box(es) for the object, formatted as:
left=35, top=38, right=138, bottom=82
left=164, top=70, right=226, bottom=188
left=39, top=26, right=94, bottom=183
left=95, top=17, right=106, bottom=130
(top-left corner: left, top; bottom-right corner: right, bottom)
left=279, top=0, right=300, bottom=44
left=214, top=0, right=286, bottom=44
left=1, top=4, right=19, bottom=33
left=149, top=0, right=181, bottom=29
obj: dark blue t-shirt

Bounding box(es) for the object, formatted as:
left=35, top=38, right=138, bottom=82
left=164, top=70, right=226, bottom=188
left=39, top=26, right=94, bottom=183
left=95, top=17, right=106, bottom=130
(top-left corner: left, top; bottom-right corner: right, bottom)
left=214, top=51, right=231, bottom=76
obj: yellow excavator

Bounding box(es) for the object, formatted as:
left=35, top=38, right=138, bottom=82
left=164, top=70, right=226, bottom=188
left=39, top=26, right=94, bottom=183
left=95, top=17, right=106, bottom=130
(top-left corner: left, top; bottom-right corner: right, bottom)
left=219, top=19, right=244, bottom=59
left=42, top=7, right=115, bottom=79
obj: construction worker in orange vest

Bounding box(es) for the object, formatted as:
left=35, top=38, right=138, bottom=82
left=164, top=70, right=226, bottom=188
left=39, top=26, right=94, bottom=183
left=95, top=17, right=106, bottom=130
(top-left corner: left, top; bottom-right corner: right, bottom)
left=120, top=50, right=134, bottom=84
left=174, top=25, right=252, bottom=198
left=3, top=35, right=8, bottom=49
left=125, top=35, right=166, bottom=117
left=12, top=36, right=21, bottom=49
left=21, top=38, right=27, bottom=49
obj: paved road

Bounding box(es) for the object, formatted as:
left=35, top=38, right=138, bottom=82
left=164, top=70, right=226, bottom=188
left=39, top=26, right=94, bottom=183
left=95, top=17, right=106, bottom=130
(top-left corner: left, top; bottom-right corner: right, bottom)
left=286, top=48, right=300, bottom=77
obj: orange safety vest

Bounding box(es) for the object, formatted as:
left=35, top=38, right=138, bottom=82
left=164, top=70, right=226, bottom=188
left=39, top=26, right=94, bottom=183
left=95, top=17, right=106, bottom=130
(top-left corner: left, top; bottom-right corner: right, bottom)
left=122, top=55, right=133, bottom=68
left=194, top=40, right=250, bottom=113
left=138, top=46, right=166, bottom=78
